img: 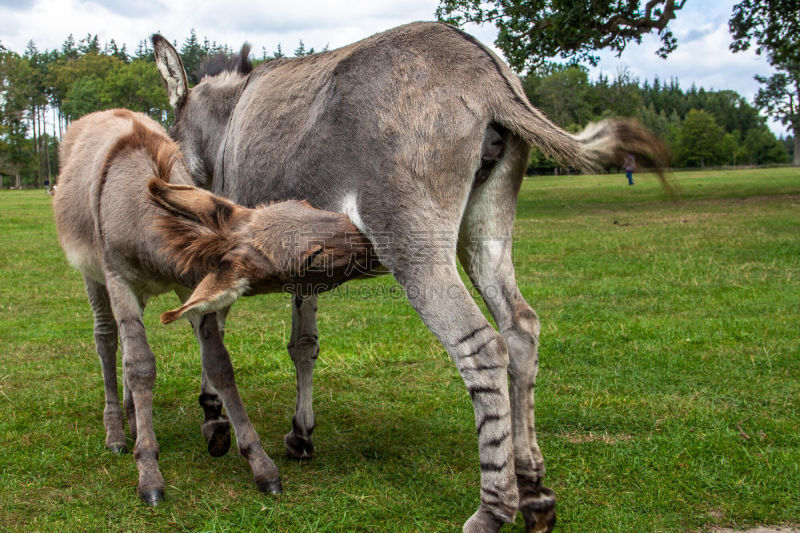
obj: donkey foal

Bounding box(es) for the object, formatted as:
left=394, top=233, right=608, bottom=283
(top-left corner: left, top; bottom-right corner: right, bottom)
left=53, top=109, right=369, bottom=505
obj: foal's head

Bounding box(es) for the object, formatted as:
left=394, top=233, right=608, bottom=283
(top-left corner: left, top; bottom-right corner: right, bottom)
left=148, top=179, right=368, bottom=324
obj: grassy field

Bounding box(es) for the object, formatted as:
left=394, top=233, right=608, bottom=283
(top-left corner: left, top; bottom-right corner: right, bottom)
left=1, top=167, right=798, bottom=532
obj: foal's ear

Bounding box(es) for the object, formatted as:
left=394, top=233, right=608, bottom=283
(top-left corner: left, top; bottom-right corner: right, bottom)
left=148, top=178, right=244, bottom=227
left=152, top=34, right=188, bottom=109
left=161, top=266, right=248, bottom=324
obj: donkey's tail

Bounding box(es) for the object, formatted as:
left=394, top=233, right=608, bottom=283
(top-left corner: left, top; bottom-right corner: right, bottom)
left=493, top=92, right=674, bottom=194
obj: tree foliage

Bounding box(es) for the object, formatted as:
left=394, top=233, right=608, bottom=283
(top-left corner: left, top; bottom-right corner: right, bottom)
left=436, top=0, right=687, bottom=72
left=677, top=109, right=725, bottom=167
left=729, top=0, right=800, bottom=64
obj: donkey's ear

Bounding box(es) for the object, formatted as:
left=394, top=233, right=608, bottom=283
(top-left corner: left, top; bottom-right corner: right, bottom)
left=152, top=34, right=188, bottom=109
left=148, top=178, right=245, bottom=226
left=161, top=266, right=248, bottom=324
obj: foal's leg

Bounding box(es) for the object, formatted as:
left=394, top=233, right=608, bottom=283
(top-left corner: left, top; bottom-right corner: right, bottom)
left=284, top=294, right=319, bottom=459
left=458, top=135, right=555, bottom=532
left=183, top=291, right=232, bottom=457
left=83, top=276, right=126, bottom=453
left=176, top=285, right=232, bottom=457
left=191, top=313, right=282, bottom=493
left=105, top=275, right=164, bottom=505
left=123, top=367, right=136, bottom=443
left=393, top=261, right=519, bottom=532
left=199, top=366, right=232, bottom=457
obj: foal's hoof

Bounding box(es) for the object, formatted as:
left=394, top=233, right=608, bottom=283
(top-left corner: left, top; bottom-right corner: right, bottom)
left=257, top=477, right=283, bottom=495
left=284, top=432, right=315, bottom=460
left=106, top=442, right=128, bottom=454
left=138, top=487, right=165, bottom=506
left=202, top=418, right=231, bottom=458
left=520, top=487, right=556, bottom=533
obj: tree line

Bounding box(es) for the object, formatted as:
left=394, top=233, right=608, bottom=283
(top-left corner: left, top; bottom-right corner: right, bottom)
left=523, top=64, right=791, bottom=172
left=0, top=30, right=322, bottom=188
left=1, top=15, right=795, bottom=187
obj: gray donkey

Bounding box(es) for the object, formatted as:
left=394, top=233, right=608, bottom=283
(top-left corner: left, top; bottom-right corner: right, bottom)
left=152, top=22, right=669, bottom=532
left=53, top=109, right=371, bottom=505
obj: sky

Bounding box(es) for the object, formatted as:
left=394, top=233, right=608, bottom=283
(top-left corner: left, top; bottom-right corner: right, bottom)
left=0, top=0, right=785, bottom=135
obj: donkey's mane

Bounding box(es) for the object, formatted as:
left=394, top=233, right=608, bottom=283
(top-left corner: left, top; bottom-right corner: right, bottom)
left=196, top=43, right=253, bottom=81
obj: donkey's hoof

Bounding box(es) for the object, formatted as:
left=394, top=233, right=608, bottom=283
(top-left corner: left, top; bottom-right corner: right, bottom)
left=463, top=507, right=506, bottom=533
left=106, top=442, right=128, bottom=454
left=284, top=432, right=315, bottom=460
left=257, top=477, right=283, bottom=495
left=138, top=487, right=165, bottom=506
left=521, top=487, right=556, bottom=533
left=202, top=418, right=231, bottom=458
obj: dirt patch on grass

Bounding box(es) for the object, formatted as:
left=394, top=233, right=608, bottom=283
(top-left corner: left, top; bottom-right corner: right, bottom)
left=711, top=526, right=800, bottom=533
left=559, top=431, right=634, bottom=444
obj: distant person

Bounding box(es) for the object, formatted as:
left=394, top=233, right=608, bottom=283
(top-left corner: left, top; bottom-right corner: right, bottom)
left=623, top=154, right=636, bottom=186
left=44, top=179, right=50, bottom=194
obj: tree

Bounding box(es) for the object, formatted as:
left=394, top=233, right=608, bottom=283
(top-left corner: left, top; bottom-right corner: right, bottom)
left=596, top=66, right=643, bottom=117
left=729, top=0, right=800, bottom=164
left=180, top=29, right=206, bottom=85
left=751, top=68, right=800, bottom=164
left=524, top=65, right=594, bottom=127
left=436, top=0, right=687, bottom=72
left=729, top=0, right=799, bottom=65
left=102, top=59, right=170, bottom=121
left=741, top=124, right=788, bottom=164
left=677, top=109, right=726, bottom=167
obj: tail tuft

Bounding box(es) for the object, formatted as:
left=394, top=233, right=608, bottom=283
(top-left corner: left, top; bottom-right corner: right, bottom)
left=495, top=94, right=675, bottom=195
left=574, top=118, right=675, bottom=195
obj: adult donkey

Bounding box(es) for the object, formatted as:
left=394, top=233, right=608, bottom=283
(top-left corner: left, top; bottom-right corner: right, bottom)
left=153, top=22, right=667, bottom=532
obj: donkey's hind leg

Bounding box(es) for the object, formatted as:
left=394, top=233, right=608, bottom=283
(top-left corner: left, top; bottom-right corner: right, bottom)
left=457, top=135, right=555, bottom=532
left=284, top=294, right=319, bottom=459
left=84, top=275, right=126, bottom=453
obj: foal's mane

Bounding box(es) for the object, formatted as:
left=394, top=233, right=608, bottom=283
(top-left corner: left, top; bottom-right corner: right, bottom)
left=96, top=110, right=184, bottom=241
left=101, top=110, right=182, bottom=184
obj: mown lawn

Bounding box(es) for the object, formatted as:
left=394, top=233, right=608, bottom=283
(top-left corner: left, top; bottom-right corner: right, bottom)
left=1, top=167, right=798, bottom=532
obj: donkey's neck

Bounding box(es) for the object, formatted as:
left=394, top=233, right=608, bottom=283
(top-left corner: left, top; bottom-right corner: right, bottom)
left=180, top=74, right=250, bottom=191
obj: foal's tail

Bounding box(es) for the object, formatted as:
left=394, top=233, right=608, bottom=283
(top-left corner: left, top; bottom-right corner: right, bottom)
left=493, top=90, right=674, bottom=195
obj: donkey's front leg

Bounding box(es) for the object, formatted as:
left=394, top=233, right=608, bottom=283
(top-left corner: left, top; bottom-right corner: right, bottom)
left=193, top=313, right=282, bottom=493
left=284, top=294, right=319, bottom=459
left=105, top=276, right=164, bottom=505
left=397, top=263, right=518, bottom=532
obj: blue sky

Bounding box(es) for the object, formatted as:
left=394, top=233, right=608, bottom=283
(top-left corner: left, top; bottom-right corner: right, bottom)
left=0, top=0, right=784, bottom=134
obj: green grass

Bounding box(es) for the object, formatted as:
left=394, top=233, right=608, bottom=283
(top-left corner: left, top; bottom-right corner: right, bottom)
left=1, top=167, right=799, bottom=532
